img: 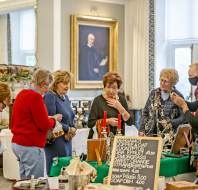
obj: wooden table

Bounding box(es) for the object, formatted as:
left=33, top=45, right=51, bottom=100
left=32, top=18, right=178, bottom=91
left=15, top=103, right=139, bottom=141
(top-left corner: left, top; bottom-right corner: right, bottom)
left=50, top=155, right=191, bottom=183
left=12, top=184, right=48, bottom=190
left=12, top=181, right=68, bottom=190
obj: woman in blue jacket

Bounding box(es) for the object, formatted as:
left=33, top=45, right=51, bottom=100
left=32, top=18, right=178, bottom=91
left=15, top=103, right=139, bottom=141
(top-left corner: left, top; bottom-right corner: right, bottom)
left=44, top=70, right=76, bottom=175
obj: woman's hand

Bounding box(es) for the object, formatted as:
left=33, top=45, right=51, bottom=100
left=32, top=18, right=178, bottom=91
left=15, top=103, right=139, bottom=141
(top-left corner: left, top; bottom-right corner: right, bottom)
left=171, top=92, right=189, bottom=112
left=65, top=127, right=76, bottom=141
left=48, top=114, right=62, bottom=122
left=106, top=97, right=130, bottom=121
left=107, top=118, right=118, bottom=127
left=53, top=114, right=63, bottom=122
left=69, top=127, right=76, bottom=137
left=106, top=98, right=123, bottom=111
left=138, top=132, right=145, bottom=136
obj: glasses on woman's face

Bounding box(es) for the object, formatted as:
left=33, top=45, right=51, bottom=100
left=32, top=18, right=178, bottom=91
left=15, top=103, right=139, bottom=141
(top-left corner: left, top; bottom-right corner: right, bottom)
left=105, top=84, right=118, bottom=96
left=40, top=82, right=50, bottom=89
left=106, top=85, right=118, bottom=91
left=160, top=78, right=170, bottom=85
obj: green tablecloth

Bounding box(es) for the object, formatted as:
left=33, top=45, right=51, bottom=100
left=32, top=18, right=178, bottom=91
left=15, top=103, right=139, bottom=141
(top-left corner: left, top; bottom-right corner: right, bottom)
left=159, top=155, right=190, bottom=177
left=50, top=155, right=190, bottom=183
left=49, top=157, right=109, bottom=183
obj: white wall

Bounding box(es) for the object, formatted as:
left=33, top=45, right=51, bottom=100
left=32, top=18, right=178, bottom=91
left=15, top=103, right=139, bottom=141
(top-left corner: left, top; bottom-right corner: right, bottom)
left=37, top=0, right=124, bottom=98
left=37, top=0, right=150, bottom=108
left=155, top=0, right=167, bottom=87
left=37, top=0, right=54, bottom=71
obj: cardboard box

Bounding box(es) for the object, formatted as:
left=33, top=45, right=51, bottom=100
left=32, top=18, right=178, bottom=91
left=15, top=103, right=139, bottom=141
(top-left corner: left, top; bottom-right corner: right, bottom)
left=166, top=181, right=198, bottom=190
left=87, top=138, right=107, bottom=161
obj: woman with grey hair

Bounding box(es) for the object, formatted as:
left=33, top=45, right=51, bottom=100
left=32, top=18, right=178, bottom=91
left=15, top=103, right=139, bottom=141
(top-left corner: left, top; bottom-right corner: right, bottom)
left=139, top=68, right=184, bottom=143
left=11, top=69, right=62, bottom=180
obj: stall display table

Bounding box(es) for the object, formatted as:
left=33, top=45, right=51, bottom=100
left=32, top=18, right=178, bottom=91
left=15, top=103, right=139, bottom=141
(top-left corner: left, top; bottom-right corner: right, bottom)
left=12, top=180, right=68, bottom=190
left=50, top=157, right=109, bottom=183
left=12, top=185, right=48, bottom=190
left=160, top=155, right=190, bottom=177
left=50, top=155, right=191, bottom=183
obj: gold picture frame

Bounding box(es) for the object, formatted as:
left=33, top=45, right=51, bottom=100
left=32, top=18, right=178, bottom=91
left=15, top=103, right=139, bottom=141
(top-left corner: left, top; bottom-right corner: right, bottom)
left=70, top=15, right=118, bottom=89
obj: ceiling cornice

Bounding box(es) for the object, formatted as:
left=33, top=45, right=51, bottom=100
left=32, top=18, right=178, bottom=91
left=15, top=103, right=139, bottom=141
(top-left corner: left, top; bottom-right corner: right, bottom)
left=0, top=0, right=36, bottom=13
left=90, top=0, right=128, bottom=5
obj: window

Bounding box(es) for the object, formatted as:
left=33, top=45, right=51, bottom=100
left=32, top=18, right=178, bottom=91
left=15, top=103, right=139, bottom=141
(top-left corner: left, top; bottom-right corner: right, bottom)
left=10, top=8, right=36, bottom=66
left=20, top=9, right=35, bottom=51
left=156, top=0, right=198, bottom=99
left=174, top=46, right=191, bottom=99
left=167, top=42, right=192, bottom=98
left=167, top=42, right=198, bottom=100
left=166, top=0, right=198, bottom=40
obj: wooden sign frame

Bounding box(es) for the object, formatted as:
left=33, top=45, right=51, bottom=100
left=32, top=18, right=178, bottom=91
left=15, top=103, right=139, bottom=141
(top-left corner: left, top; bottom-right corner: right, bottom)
left=171, top=124, right=192, bottom=154
left=108, top=136, right=162, bottom=190
left=87, top=138, right=107, bottom=162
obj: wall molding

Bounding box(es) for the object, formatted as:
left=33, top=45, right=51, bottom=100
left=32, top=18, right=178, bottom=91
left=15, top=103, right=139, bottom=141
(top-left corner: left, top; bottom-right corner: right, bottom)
left=0, top=0, right=36, bottom=13
left=148, top=0, right=155, bottom=91
left=90, top=0, right=128, bottom=5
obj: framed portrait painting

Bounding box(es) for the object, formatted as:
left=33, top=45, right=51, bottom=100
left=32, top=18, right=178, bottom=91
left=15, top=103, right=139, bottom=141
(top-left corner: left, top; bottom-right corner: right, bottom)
left=70, top=15, right=118, bottom=89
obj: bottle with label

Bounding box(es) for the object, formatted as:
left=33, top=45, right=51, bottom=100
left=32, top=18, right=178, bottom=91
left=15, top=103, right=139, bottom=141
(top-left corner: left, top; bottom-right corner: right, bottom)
left=30, top=175, right=36, bottom=190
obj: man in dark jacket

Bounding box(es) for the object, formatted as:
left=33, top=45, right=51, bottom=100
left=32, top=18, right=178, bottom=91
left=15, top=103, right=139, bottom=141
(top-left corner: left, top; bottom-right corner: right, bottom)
left=171, top=63, right=198, bottom=131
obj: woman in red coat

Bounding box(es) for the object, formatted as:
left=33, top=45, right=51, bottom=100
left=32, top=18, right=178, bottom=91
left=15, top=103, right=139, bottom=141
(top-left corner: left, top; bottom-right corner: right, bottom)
left=11, top=69, right=61, bottom=180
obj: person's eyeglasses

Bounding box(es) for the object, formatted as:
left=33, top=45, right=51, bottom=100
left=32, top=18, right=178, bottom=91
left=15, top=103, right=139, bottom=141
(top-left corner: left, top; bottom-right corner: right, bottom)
left=160, top=79, right=170, bottom=84
left=106, top=87, right=118, bottom=91
left=40, top=82, right=50, bottom=89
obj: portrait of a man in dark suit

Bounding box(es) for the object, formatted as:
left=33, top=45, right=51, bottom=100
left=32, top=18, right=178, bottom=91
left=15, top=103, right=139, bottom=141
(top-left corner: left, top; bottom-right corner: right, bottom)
left=78, top=25, right=109, bottom=81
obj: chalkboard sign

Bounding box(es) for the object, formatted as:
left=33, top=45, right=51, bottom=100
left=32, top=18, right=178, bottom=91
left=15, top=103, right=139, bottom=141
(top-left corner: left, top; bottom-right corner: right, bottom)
left=108, top=136, right=162, bottom=190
